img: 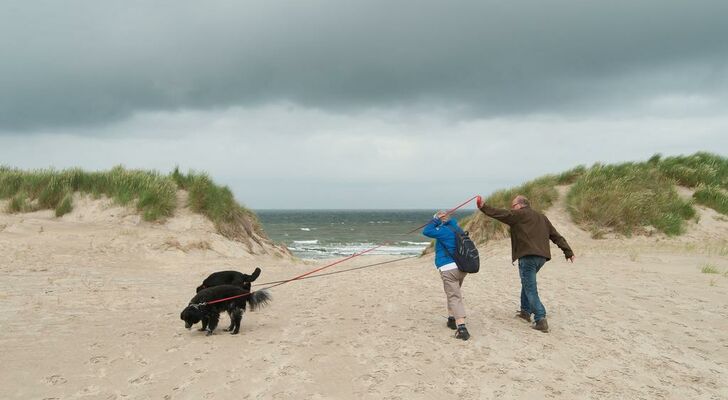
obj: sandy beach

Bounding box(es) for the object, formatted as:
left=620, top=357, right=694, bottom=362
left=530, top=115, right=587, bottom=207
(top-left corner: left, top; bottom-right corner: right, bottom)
left=1, top=193, right=727, bottom=400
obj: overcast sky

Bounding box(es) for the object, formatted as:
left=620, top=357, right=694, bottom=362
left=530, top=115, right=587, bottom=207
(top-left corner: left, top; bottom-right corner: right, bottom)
left=1, top=1, right=727, bottom=208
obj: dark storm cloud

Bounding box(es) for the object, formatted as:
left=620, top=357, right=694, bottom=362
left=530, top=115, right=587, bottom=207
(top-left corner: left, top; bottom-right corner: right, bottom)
left=1, top=0, right=727, bottom=131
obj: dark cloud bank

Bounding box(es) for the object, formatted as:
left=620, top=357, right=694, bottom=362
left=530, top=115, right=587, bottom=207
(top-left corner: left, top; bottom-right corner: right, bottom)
left=2, top=0, right=727, bottom=131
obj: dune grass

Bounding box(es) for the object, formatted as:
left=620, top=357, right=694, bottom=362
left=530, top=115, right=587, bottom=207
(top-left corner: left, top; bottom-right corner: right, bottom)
left=692, top=185, right=728, bottom=215
left=655, top=152, right=727, bottom=188
left=701, top=264, right=719, bottom=274
left=654, top=152, right=728, bottom=215
left=465, top=152, right=723, bottom=242
left=171, top=167, right=266, bottom=242
left=0, top=166, right=266, bottom=244
left=566, top=162, right=695, bottom=237
left=0, top=166, right=176, bottom=221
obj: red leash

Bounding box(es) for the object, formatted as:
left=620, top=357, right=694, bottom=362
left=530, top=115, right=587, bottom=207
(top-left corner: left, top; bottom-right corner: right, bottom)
left=404, top=195, right=479, bottom=234
left=197, top=195, right=478, bottom=306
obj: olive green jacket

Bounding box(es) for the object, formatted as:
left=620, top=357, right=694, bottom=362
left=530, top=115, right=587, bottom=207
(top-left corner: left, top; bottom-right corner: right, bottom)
left=479, top=204, right=574, bottom=262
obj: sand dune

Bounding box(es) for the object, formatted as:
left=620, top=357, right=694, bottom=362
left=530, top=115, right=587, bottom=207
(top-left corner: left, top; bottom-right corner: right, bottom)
left=1, top=194, right=727, bottom=399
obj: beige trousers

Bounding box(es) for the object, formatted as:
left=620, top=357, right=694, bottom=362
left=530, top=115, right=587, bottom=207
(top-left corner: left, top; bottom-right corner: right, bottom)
left=440, top=268, right=467, bottom=319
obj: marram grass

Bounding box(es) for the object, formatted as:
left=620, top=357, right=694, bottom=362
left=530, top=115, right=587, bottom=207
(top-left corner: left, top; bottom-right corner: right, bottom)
left=654, top=152, right=728, bottom=215
left=0, top=166, right=265, bottom=243
left=0, top=166, right=176, bottom=221
left=566, top=163, right=695, bottom=237
left=693, top=185, right=728, bottom=215
left=172, top=167, right=267, bottom=241
left=465, top=151, right=722, bottom=243
left=701, top=265, right=719, bottom=274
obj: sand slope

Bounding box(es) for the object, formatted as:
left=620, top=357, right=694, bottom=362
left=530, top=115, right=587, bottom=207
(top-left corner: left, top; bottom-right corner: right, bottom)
left=1, top=194, right=727, bottom=399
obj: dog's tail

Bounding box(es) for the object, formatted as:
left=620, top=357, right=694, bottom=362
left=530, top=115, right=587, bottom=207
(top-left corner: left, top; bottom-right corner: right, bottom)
left=247, top=289, right=271, bottom=311
left=249, top=267, right=262, bottom=282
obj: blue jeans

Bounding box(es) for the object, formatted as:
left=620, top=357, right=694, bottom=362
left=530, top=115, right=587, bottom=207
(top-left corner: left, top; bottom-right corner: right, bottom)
left=518, top=255, right=547, bottom=322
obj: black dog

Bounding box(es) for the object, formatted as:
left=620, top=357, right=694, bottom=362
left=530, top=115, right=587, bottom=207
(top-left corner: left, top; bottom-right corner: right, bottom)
left=180, top=285, right=271, bottom=335
left=196, top=267, right=262, bottom=293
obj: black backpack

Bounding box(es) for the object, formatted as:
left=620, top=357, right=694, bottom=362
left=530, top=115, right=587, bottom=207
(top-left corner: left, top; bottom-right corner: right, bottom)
left=440, top=226, right=480, bottom=273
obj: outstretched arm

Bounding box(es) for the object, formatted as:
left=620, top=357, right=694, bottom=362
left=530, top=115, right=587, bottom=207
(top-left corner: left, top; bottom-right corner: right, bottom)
left=475, top=195, right=520, bottom=225
left=478, top=204, right=519, bottom=226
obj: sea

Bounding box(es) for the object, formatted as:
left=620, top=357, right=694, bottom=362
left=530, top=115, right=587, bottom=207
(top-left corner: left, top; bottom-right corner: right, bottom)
left=255, top=210, right=473, bottom=259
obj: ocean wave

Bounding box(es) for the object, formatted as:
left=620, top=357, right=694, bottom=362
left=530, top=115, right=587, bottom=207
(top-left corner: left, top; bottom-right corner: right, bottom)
left=300, top=227, right=312, bottom=231
left=287, top=241, right=428, bottom=259
left=293, top=240, right=319, bottom=244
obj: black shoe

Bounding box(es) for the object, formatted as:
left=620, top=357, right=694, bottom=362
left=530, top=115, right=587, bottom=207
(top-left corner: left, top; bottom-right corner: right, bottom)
left=446, top=317, right=457, bottom=330
left=455, top=326, right=470, bottom=341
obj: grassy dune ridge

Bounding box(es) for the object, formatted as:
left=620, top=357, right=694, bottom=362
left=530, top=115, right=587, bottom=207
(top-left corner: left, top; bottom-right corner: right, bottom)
left=566, top=162, right=694, bottom=237
left=656, top=152, right=728, bottom=215
left=460, top=167, right=584, bottom=243
left=0, top=165, right=268, bottom=243
left=463, top=152, right=727, bottom=244
left=171, top=167, right=267, bottom=243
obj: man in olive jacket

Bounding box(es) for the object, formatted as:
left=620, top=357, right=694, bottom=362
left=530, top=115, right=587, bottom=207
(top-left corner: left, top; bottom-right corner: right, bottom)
left=476, top=194, right=575, bottom=333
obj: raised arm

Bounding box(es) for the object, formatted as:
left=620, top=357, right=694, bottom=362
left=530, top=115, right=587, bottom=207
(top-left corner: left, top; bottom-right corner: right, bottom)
left=478, top=204, right=520, bottom=226
left=422, top=217, right=451, bottom=240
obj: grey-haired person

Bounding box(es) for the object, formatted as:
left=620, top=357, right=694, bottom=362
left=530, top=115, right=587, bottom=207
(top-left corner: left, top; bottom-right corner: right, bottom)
left=476, top=195, right=575, bottom=333
left=422, top=211, right=471, bottom=340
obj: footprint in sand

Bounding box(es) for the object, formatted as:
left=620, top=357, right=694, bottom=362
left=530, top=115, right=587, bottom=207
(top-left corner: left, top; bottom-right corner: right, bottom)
left=88, top=356, right=108, bottom=364
left=277, top=365, right=299, bottom=377
left=43, top=374, right=67, bottom=385
left=76, top=386, right=100, bottom=396
left=133, top=356, right=149, bottom=366
left=356, top=369, right=390, bottom=386
left=129, top=374, right=152, bottom=385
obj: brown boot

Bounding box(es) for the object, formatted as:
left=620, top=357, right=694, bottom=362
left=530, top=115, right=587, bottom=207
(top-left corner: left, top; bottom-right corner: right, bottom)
left=532, top=318, right=549, bottom=333
left=515, top=310, right=531, bottom=323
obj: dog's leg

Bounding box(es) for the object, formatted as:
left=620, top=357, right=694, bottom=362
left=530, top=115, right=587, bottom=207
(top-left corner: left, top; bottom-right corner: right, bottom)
left=200, top=316, right=209, bottom=331
left=230, top=307, right=243, bottom=334
left=224, top=308, right=235, bottom=332
left=206, top=313, right=219, bottom=336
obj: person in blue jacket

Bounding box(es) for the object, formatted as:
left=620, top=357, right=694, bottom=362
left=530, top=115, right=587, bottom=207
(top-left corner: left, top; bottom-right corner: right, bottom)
left=422, top=210, right=470, bottom=341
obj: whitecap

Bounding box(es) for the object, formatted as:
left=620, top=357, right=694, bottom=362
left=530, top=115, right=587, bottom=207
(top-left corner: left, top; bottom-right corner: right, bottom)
left=293, top=240, right=319, bottom=244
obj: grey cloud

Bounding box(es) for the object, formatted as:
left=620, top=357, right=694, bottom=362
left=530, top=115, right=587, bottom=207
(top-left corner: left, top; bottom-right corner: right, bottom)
left=1, top=0, right=728, bottom=131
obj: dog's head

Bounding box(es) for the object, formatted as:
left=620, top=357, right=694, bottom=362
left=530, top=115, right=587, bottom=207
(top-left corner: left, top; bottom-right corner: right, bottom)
left=180, top=304, right=204, bottom=329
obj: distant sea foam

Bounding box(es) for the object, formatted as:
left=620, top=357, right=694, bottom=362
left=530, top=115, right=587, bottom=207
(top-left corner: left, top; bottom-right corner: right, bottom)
left=286, top=241, right=429, bottom=258
left=256, top=209, right=474, bottom=259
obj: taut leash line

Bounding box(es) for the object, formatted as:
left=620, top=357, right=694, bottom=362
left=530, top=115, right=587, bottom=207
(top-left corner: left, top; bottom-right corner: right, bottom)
left=196, top=196, right=478, bottom=306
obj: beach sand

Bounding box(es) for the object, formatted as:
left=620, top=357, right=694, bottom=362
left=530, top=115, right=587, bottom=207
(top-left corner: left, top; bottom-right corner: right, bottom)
left=1, top=193, right=727, bottom=399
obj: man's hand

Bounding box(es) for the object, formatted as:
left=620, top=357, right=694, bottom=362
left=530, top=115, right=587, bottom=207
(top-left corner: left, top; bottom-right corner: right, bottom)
left=476, top=195, right=484, bottom=209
